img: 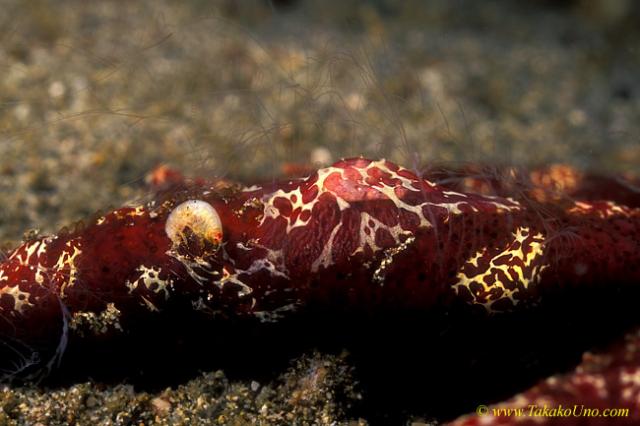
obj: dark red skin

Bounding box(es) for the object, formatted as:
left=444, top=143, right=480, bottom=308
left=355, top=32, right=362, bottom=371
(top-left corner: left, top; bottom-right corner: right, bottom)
left=281, top=161, right=640, bottom=207
left=0, top=158, right=639, bottom=382
left=448, top=326, right=640, bottom=426
left=423, top=162, right=640, bottom=208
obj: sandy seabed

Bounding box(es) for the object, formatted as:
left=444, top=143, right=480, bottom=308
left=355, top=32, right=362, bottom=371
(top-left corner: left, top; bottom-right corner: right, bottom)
left=0, top=1, right=639, bottom=424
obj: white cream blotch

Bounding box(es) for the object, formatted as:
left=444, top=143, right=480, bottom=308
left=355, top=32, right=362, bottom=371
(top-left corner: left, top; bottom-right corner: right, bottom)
left=165, top=200, right=223, bottom=247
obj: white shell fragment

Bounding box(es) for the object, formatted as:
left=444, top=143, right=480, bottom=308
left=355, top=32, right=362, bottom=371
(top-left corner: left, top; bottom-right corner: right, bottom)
left=165, top=200, right=223, bottom=248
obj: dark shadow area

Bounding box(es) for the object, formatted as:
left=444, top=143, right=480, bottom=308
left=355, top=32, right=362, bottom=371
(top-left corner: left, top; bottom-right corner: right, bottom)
left=23, top=279, right=640, bottom=424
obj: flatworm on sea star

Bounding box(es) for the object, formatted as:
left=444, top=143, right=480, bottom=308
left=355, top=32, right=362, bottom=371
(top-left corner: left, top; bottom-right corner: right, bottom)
left=0, top=158, right=639, bottom=422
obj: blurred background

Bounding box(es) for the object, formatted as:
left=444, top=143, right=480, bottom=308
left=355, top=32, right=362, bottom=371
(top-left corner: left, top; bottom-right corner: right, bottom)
left=1, top=0, right=639, bottom=245
left=0, top=1, right=639, bottom=423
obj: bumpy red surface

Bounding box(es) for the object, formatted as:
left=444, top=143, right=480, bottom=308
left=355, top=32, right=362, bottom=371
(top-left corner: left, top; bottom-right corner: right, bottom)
left=448, top=326, right=640, bottom=426
left=0, top=158, right=639, bottom=392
